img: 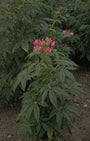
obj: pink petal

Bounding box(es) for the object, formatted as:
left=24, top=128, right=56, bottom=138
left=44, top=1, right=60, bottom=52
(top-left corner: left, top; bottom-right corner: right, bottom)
left=51, top=41, right=56, bottom=47
left=70, top=32, right=74, bottom=36
left=46, top=37, right=52, bottom=43
left=33, top=39, right=41, bottom=46
left=63, top=30, right=66, bottom=33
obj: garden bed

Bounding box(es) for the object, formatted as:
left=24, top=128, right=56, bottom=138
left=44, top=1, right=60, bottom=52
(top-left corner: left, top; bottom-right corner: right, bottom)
left=0, top=65, right=90, bottom=141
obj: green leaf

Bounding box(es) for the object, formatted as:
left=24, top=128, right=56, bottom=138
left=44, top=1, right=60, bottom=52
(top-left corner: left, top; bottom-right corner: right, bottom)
left=36, top=65, right=41, bottom=74
left=49, top=109, right=56, bottom=119
left=39, top=102, right=48, bottom=107
left=26, top=105, right=34, bottom=119
left=65, top=70, right=75, bottom=81
left=12, top=42, right=21, bottom=53
left=41, top=90, right=48, bottom=103
left=64, top=111, right=73, bottom=125
left=54, top=87, right=69, bottom=97
left=30, top=133, right=36, bottom=141
left=42, top=122, right=48, bottom=131
left=56, top=111, right=63, bottom=128
left=67, top=105, right=77, bottom=114
left=71, top=89, right=83, bottom=102
left=27, top=52, right=35, bottom=59
left=47, top=126, right=53, bottom=139
left=75, top=86, right=85, bottom=94
left=22, top=42, right=29, bottom=53
left=36, top=123, right=41, bottom=133
left=34, top=104, right=40, bottom=122
left=13, top=69, right=29, bottom=91
left=65, top=122, right=72, bottom=135
left=60, top=71, right=65, bottom=82
left=21, top=79, right=26, bottom=91
left=75, top=91, right=83, bottom=102
left=13, top=77, right=21, bottom=91
left=49, top=90, right=57, bottom=108
left=18, top=104, right=34, bottom=120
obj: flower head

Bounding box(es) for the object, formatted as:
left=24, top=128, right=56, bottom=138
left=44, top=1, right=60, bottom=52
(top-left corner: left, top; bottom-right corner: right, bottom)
left=63, top=30, right=66, bottom=33
left=63, top=30, right=74, bottom=37
left=70, top=32, right=74, bottom=36
left=33, top=37, right=56, bottom=54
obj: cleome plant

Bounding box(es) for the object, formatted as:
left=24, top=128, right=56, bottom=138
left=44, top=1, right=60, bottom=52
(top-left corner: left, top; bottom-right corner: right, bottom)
left=1, top=0, right=88, bottom=107
left=13, top=37, right=83, bottom=141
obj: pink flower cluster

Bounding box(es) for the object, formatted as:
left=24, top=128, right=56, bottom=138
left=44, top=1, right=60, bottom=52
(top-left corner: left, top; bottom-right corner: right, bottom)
left=33, top=37, right=56, bottom=53
left=63, top=30, right=74, bottom=37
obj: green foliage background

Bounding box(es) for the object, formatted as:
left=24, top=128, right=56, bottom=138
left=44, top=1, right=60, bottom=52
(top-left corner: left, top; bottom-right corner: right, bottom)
left=0, top=0, right=88, bottom=140
left=59, top=0, right=90, bottom=60
left=0, top=0, right=66, bottom=106
left=0, top=0, right=89, bottom=106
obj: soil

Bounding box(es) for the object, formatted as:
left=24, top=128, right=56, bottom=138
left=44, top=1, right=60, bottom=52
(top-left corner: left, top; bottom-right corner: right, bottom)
left=0, top=65, right=90, bottom=141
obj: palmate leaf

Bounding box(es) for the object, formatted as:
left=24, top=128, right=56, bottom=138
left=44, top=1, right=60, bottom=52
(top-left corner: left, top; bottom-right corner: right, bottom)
left=13, top=61, right=39, bottom=91
left=13, top=70, right=29, bottom=91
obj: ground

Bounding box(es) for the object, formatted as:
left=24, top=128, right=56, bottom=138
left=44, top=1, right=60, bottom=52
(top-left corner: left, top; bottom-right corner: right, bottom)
left=0, top=65, right=90, bottom=141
